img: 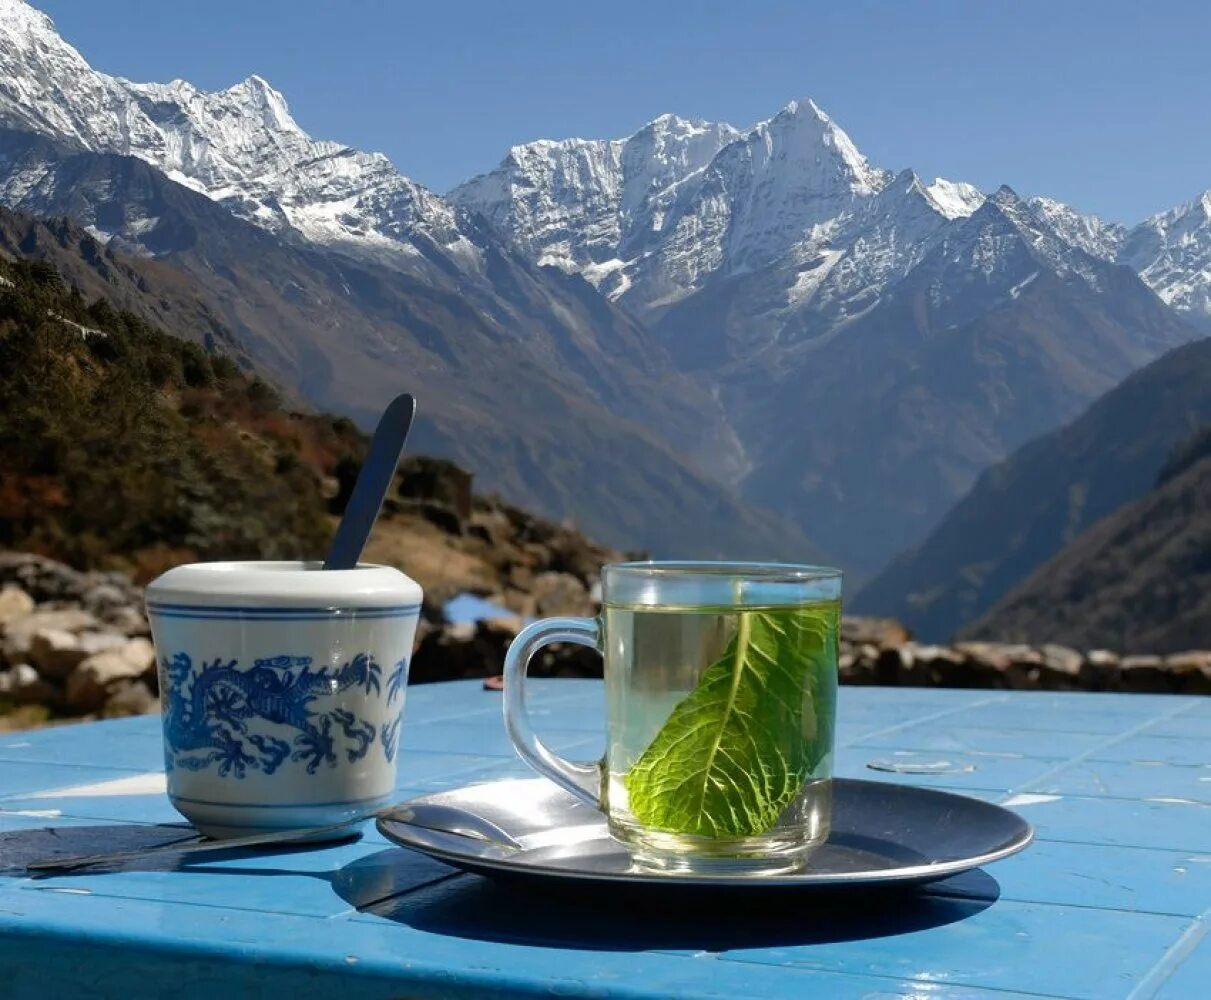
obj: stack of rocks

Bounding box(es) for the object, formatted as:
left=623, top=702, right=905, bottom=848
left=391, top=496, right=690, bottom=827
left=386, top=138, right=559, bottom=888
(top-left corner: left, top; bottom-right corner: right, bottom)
left=3, top=552, right=1210, bottom=733
left=0, top=554, right=157, bottom=720
left=838, top=617, right=1211, bottom=694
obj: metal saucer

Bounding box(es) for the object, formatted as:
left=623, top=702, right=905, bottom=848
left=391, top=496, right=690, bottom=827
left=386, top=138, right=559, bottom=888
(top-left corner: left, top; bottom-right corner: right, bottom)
left=376, top=777, right=1032, bottom=891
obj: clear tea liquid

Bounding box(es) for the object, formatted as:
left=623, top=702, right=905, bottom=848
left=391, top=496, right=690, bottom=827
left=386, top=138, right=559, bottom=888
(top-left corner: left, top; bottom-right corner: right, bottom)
left=601, top=599, right=839, bottom=873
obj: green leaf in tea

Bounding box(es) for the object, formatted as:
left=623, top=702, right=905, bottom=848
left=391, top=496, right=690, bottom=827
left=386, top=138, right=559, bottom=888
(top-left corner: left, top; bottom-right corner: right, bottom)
left=624, top=605, right=836, bottom=838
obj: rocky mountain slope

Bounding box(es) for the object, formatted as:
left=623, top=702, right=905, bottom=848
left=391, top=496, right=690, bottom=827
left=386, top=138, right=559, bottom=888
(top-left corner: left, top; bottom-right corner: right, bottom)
left=7, top=0, right=1211, bottom=580
left=855, top=336, right=1211, bottom=640
left=0, top=0, right=813, bottom=560
left=965, top=426, right=1211, bottom=653
left=1118, top=193, right=1211, bottom=329
left=0, top=224, right=628, bottom=614
left=0, top=0, right=477, bottom=268
left=458, top=108, right=1199, bottom=570
left=0, top=203, right=253, bottom=367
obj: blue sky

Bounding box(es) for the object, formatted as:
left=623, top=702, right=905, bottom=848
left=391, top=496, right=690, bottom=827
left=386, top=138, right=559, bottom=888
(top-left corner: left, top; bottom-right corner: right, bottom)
left=36, top=0, right=1211, bottom=223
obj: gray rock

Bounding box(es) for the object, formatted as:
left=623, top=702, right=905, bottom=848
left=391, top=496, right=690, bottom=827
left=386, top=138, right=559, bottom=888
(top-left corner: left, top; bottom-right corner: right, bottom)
left=955, top=642, right=1016, bottom=670
left=904, top=645, right=966, bottom=686
left=102, top=679, right=159, bottom=718
left=28, top=628, right=128, bottom=681
left=81, top=584, right=132, bottom=616
left=0, top=663, right=57, bottom=705
left=102, top=605, right=151, bottom=636
left=65, top=639, right=158, bottom=712
left=531, top=571, right=593, bottom=616
left=27, top=628, right=89, bottom=679
left=79, top=631, right=130, bottom=656
left=119, top=637, right=155, bottom=673
left=2, top=608, right=100, bottom=660
left=1164, top=651, right=1211, bottom=672
left=1119, top=655, right=1170, bottom=692
left=0, top=586, right=35, bottom=625
left=1039, top=644, right=1083, bottom=687
left=1080, top=649, right=1121, bottom=690
left=0, top=553, right=88, bottom=603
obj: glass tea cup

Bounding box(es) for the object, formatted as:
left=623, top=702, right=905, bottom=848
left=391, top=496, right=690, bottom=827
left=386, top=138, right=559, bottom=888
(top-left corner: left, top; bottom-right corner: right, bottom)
left=503, top=561, right=841, bottom=874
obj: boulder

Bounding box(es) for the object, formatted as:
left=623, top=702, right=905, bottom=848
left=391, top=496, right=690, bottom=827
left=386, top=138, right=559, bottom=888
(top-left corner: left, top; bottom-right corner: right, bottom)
left=2, top=608, right=100, bottom=664
left=0, top=552, right=87, bottom=602
left=1080, top=649, right=1120, bottom=690
left=955, top=642, right=1005, bottom=666
left=531, top=571, right=593, bottom=616
left=0, top=663, right=57, bottom=706
left=1001, top=647, right=1045, bottom=689
left=466, top=509, right=512, bottom=548
left=101, top=679, right=158, bottom=718
left=874, top=645, right=908, bottom=684
left=81, top=583, right=133, bottom=617
left=545, top=533, right=606, bottom=585
left=1119, top=655, right=1170, bottom=692
left=902, top=645, right=966, bottom=687
left=0, top=586, right=35, bottom=625
left=841, top=616, right=911, bottom=647
left=1163, top=650, right=1211, bottom=672
left=1164, top=651, right=1211, bottom=694
left=27, top=628, right=88, bottom=679
left=65, top=638, right=157, bottom=712
left=28, top=628, right=128, bottom=680
left=1038, top=644, right=1083, bottom=688
left=103, top=605, right=151, bottom=636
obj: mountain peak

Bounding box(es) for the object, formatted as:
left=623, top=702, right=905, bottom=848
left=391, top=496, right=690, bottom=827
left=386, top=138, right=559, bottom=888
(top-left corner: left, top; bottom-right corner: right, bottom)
left=778, top=97, right=827, bottom=122
left=224, top=74, right=299, bottom=132
left=749, top=96, right=886, bottom=197
left=990, top=184, right=1023, bottom=207
left=0, top=0, right=52, bottom=34
left=925, top=177, right=985, bottom=219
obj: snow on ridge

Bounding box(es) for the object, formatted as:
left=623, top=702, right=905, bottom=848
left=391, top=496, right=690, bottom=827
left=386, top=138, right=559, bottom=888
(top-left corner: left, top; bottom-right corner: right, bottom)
left=0, top=0, right=464, bottom=260
left=926, top=178, right=985, bottom=219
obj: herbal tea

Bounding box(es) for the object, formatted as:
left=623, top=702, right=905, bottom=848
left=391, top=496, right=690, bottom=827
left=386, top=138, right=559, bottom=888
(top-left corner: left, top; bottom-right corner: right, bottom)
left=602, top=599, right=839, bottom=872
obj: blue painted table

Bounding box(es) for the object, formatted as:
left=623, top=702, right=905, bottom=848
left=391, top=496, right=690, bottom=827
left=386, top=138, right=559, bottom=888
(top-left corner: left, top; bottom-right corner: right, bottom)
left=0, top=681, right=1208, bottom=999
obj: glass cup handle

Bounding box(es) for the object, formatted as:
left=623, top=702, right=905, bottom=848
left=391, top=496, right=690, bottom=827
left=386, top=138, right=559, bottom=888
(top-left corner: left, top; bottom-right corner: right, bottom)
left=502, top=616, right=602, bottom=809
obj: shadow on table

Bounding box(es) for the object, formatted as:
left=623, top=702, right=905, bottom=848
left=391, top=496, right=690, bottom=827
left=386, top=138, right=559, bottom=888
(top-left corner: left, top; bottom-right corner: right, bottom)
left=0, top=825, right=342, bottom=877
left=0, top=827, right=1000, bottom=953
left=329, top=848, right=1001, bottom=952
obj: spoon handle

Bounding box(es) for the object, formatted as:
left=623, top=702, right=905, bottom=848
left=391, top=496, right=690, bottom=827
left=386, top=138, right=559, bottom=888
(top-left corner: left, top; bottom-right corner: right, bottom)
left=324, top=392, right=416, bottom=570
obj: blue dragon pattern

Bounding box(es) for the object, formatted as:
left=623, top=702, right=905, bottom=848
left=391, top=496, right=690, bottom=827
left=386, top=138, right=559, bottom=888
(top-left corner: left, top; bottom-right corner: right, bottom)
left=161, top=652, right=408, bottom=777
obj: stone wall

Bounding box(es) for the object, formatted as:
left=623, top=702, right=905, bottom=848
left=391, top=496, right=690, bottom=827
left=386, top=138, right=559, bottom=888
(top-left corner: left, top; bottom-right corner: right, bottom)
left=2, top=553, right=1208, bottom=731
left=0, top=553, right=156, bottom=722
left=839, top=617, right=1211, bottom=694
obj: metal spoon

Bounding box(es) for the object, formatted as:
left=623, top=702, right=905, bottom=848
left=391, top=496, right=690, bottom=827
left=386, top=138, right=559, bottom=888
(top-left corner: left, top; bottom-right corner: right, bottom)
left=323, top=392, right=416, bottom=570
left=26, top=803, right=521, bottom=873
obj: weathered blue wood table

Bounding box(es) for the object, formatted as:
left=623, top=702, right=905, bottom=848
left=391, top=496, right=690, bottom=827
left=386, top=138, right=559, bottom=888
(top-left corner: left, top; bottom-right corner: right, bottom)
left=0, top=680, right=1207, bottom=999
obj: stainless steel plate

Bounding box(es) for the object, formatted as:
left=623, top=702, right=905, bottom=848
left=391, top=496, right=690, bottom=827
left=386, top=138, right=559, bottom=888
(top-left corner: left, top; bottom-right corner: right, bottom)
left=376, top=777, right=1032, bottom=891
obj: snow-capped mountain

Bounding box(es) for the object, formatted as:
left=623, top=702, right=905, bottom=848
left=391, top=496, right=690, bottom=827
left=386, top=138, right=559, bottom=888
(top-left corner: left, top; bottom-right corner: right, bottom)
left=1024, top=196, right=1126, bottom=261
left=455, top=94, right=1202, bottom=570
left=1, top=0, right=1207, bottom=575
left=1022, top=192, right=1211, bottom=328
left=1119, top=192, right=1211, bottom=325
left=454, top=98, right=912, bottom=311
left=451, top=113, right=741, bottom=279
left=0, top=0, right=821, bottom=562
left=0, top=0, right=468, bottom=265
